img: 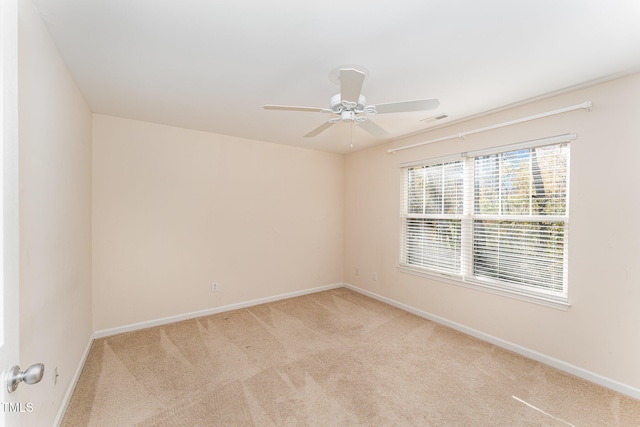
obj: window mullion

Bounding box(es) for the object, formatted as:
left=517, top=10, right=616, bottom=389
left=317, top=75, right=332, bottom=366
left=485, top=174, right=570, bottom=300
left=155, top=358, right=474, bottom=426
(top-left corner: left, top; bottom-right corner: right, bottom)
left=461, top=156, right=474, bottom=278
left=529, top=149, right=533, bottom=216
left=441, top=164, right=445, bottom=215
left=422, top=167, right=426, bottom=215
left=498, top=153, right=503, bottom=215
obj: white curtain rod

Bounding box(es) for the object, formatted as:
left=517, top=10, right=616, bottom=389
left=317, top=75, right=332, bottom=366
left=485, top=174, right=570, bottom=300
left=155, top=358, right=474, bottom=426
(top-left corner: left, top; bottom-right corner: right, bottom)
left=387, top=101, right=592, bottom=154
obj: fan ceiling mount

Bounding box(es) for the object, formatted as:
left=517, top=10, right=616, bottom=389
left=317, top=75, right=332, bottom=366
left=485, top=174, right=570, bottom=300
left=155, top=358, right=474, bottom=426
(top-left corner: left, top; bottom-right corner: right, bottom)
left=263, top=67, right=440, bottom=138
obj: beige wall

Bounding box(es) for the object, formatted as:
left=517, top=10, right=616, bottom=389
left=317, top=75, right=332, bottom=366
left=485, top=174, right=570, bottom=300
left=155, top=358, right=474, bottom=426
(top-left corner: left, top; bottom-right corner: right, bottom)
left=92, top=115, right=344, bottom=331
left=345, top=73, right=640, bottom=391
left=18, top=0, right=93, bottom=425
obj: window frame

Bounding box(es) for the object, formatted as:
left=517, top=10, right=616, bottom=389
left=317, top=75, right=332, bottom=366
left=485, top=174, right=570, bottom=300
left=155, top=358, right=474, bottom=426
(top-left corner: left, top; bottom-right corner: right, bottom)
left=399, top=134, right=573, bottom=310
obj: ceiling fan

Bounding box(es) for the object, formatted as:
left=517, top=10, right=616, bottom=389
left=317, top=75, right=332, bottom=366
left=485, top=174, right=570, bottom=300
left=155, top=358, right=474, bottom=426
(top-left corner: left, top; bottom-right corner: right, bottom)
left=263, top=67, right=440, bottom=138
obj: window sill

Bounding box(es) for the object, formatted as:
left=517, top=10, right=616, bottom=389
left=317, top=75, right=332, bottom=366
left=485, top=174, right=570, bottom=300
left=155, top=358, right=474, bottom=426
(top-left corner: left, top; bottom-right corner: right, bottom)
left=397, top=265, right=571, bottom=311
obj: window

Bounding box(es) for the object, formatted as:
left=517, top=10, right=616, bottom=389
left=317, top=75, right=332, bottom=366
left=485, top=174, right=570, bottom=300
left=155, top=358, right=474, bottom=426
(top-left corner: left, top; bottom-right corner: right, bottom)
left=403, top=160, right=464, bottom=275
left=400, top=135, right=572, bottom=307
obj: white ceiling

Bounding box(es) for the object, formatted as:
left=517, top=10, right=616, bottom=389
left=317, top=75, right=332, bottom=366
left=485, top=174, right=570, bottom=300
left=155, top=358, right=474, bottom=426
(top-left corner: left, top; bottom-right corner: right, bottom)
left=33, top=0, right=640, bottom=153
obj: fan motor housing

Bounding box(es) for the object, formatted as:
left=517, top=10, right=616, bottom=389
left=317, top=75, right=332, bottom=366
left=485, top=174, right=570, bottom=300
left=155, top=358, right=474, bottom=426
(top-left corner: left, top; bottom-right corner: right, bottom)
left=330, top=94, right=366, bottom=113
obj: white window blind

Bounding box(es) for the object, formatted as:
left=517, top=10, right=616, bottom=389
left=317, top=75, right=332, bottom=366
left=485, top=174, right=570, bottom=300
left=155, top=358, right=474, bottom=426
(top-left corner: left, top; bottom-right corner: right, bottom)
left=401, top=161, right=464, bottom=275
left=400, top=135, right=571, bottom=304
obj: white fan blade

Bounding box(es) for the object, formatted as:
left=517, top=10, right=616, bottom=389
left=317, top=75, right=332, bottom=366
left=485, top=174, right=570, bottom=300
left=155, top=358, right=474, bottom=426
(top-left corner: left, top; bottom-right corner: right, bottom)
left=372, top=98, right=440, bottom=114
left=358, top=119, right=389, bottom=138
left=263, top=105, right=325, bottom=113
left=340, top=69, right=366, bottom=104
left=304, top=121, right=335, bottom=137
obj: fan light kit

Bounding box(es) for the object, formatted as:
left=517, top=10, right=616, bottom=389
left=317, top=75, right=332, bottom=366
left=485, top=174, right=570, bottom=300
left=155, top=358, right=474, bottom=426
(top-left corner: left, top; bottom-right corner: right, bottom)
left=264, top=67, right=440, bottom=139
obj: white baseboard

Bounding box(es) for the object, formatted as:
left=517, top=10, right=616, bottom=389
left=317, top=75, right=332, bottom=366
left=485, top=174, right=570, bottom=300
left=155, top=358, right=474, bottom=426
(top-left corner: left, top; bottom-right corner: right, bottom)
left=53, top=332, right=95, bottom=427
left=94, top=283, right=343, bottom=339
left=343, top=282, right=640, bottom=400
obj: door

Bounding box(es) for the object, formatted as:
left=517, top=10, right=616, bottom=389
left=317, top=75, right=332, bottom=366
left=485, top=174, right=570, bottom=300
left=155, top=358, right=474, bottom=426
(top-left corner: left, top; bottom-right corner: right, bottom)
left=1, top=0, right=20, bottom=425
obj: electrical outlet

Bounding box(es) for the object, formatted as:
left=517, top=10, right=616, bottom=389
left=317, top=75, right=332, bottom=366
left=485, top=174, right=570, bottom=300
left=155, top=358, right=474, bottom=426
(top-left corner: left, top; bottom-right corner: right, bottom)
left=53, top=367, right=59, bottom=386
left=211, top=282, right=218, bottom=292
left=372, top=272, right=377, bottom=281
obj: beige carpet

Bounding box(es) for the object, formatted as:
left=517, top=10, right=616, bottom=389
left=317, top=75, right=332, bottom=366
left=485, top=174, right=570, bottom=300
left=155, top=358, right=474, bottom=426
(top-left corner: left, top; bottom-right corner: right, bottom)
left=62, top=288, right=640, bottom=426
